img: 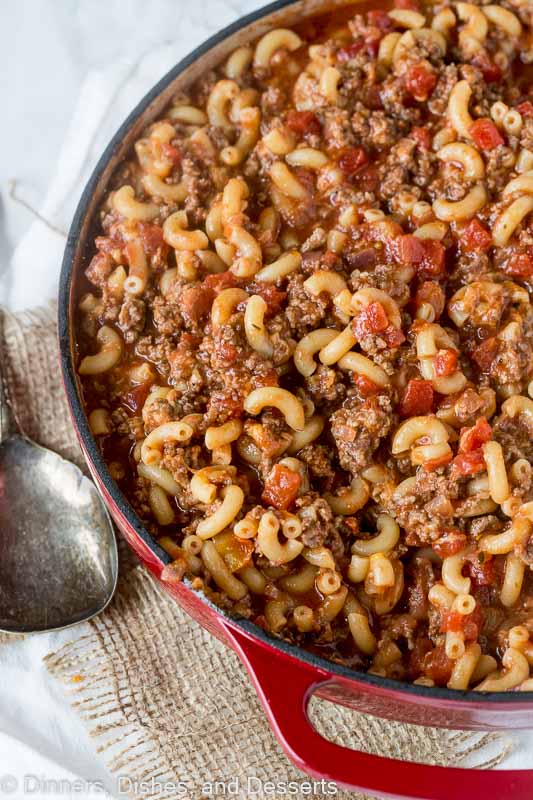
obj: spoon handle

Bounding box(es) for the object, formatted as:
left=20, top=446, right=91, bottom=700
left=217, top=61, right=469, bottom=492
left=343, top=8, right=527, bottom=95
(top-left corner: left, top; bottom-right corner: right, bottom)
left=0, top=310, right=19, bottom=443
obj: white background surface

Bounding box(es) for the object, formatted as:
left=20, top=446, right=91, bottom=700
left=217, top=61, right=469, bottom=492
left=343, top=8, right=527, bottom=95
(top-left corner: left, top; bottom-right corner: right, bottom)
left=1, top=1, right=532, bottom=797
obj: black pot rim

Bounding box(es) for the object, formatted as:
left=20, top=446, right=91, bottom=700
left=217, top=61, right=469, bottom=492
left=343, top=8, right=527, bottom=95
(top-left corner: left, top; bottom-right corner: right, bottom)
left=57, top=0, right=527, bottom=708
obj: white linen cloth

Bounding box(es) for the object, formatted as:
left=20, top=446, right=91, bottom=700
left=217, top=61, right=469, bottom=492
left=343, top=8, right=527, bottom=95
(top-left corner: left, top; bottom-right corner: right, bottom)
left=0, top=2, right=532, bottom=797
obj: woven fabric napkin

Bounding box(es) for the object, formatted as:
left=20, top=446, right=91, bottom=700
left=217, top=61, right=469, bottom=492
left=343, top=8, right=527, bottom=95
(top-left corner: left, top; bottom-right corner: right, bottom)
left=1, top=304, right=512, bottom=800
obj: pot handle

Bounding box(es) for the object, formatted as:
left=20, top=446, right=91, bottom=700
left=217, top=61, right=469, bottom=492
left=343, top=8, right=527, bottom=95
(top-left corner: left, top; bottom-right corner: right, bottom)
left=225, top=623, right=532, bottom=800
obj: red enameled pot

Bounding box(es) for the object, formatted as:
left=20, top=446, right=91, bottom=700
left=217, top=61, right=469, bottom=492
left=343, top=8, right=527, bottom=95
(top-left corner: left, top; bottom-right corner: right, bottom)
left=58, top=2, right=533, bottom=796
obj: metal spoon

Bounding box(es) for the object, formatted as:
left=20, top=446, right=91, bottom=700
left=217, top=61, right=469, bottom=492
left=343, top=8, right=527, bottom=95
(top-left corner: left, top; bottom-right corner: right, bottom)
left=0, top=322, right=118, bottom=633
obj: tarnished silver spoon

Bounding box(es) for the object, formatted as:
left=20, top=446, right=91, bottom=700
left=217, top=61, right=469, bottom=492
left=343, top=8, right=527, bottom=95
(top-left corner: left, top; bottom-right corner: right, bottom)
left=0, top=324, right=118, bottom=633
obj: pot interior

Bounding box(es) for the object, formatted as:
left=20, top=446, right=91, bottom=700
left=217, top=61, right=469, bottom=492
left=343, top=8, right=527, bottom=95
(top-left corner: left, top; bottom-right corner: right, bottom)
left=59, top=0, right=533, bottom=712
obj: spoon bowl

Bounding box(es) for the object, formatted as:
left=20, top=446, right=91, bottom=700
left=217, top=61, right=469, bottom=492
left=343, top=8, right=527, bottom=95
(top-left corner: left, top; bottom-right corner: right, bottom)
left=0, top=325, right=118, bottom=634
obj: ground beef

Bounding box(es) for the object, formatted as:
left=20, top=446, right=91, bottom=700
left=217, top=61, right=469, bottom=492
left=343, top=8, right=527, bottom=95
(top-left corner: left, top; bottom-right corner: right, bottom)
left=448, top=252, right=492, bottom=288
left=296, top=494, right=336, bottom=548
left=331, top=394, right=394, bottom=477
left=180, top=156, right=215, bottom=225
left=379, top=613, right=418, bottom=647
left=450, top=387, right=496, bottom=426
left=493, top=412, right=533, bottom=464
left=292, top=72, right=327, bottom=111
left=85, top=252, right=114, bottom=287
left=135, top=335, right=175, bottom=376
left=152, top=294, right=184, bottom=336
left=76, top=0, right=533, bottom=684
left=267, top=313, right=297, bottom=365
left=306, top=364, right=347, bottom=408
left=350, top=104, right=399, bottom=151
left=322, top=108, right=355, bottom=150
left=520, top=118, right=533, bottom=152
left=406, top=557, right=435, bottom=622
left=159, top=445, right=207, bottom=510
left=428, top=64, right=458, bottom=116
left=285, top=274, right=328, bottom=337
left=489, top=313, right=533, bottom=389
left=110, top=408, right=143, bottom=440
left=377, top=469, right=460, bottom=545
left=118, top=297, right=146, bottom=343
left=297, top=444, right=336, bottom=483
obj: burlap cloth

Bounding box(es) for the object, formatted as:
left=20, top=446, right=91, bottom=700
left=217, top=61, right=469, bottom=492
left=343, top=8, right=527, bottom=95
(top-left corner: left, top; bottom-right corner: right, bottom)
left=1, top=305, right=514, bottom=800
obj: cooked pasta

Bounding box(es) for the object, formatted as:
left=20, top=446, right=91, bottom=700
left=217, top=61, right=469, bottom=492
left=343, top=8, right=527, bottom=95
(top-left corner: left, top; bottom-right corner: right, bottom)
left=77, top=0, right=533, bottom=691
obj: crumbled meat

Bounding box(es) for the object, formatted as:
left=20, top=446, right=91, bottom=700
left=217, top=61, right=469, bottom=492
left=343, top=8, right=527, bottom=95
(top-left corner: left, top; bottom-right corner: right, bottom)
left=331, top=394, right=394, bottom=477
left=296, top=494, right=335, bottom=548
left=118, top=297, right=146, bottom=343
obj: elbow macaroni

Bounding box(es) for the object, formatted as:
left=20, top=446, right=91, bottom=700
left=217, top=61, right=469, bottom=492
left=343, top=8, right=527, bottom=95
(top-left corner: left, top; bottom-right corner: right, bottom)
left=78, top=2, right=533, bottom=691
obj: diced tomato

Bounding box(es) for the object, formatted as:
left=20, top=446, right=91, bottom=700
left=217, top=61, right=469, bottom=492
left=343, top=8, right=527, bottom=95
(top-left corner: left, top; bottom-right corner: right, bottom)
left=466, top=553, right=494, bottom=588
left=253, top=614, right=268, bottom=630
left=400, top=379, right=434, bottom=417
left=286, top=110, right=321, bottom=136
left=397, top=234, right=426, bottom=265
left=354, top=374, right=380, bottom=397
left=517, top=101, right=533, bottom=118
left=384, top=325, right=406, bottom=347
left=214, top=531, right=254, bottom=572
left=249, top=282, right=287, bottom=315
left=253, top=368, right=279, bottom=389
left=161, top=143, right=181, bottom=165
left=363, top=84, right=384, bottom=110
left=368, top=9, right=393, bottom=30
left=201, top=270, right=240, bottom=293
left=262, top=464, right=302, bottom=511
left=471, top=337, right=499, bottom=372
left=440, top=605, right=482, bottom=641
left=394, top=0, right=419, bottom=8
left=337, top=40, right=365, bottom=62
left=461, top=219, right=492, bottom=253
left=355, top=165, right=380, bottom=192
left=462, top=604, right=483, bottom=641
left=181, top=285, right=215, bottom=322
left=123, top=380, right=152, bottom=415
left=425, top=450, right=453, bottom=472
left=411, top=126, right=431, bottom=149
left=161, top=558, right=187, bottom=584
left=405, top=64, right=437, bottom=102
left=459, top=417, right=492, bottom=453
left=469, top=118, right=505, bottom=151
left=338, top=146, right=369, bottom=177
left=472, top=53, right=502, bottom=84
left=433, top=530, right=467, bottom=559
left=366, top=34, right=382, bottom=58
left=353, top=301, right=389, bottom=336
left=347, top=248, right=376, bottom=270
left=504, top=252, right=533, bottom=278
left=323, top=250, right=339, bottom=268
left=434, top=349, right=458, bottom=377
left=414, top=281, right=446, bottom=320
left=423, top=644, right=453, bottom=686
left=397, top=235, right=446, bottom=277
left=420, top=240, right=446, bottom=276
left=440, top=610, right=463, bottom=633
left=451, top=450, right=486, bottom=476
left=137, top=223, right=166, bottom=256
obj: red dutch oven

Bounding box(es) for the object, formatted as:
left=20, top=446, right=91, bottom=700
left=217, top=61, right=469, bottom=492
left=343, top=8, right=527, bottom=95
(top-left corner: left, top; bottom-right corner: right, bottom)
left=58, top=1, right=533, bottom=797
